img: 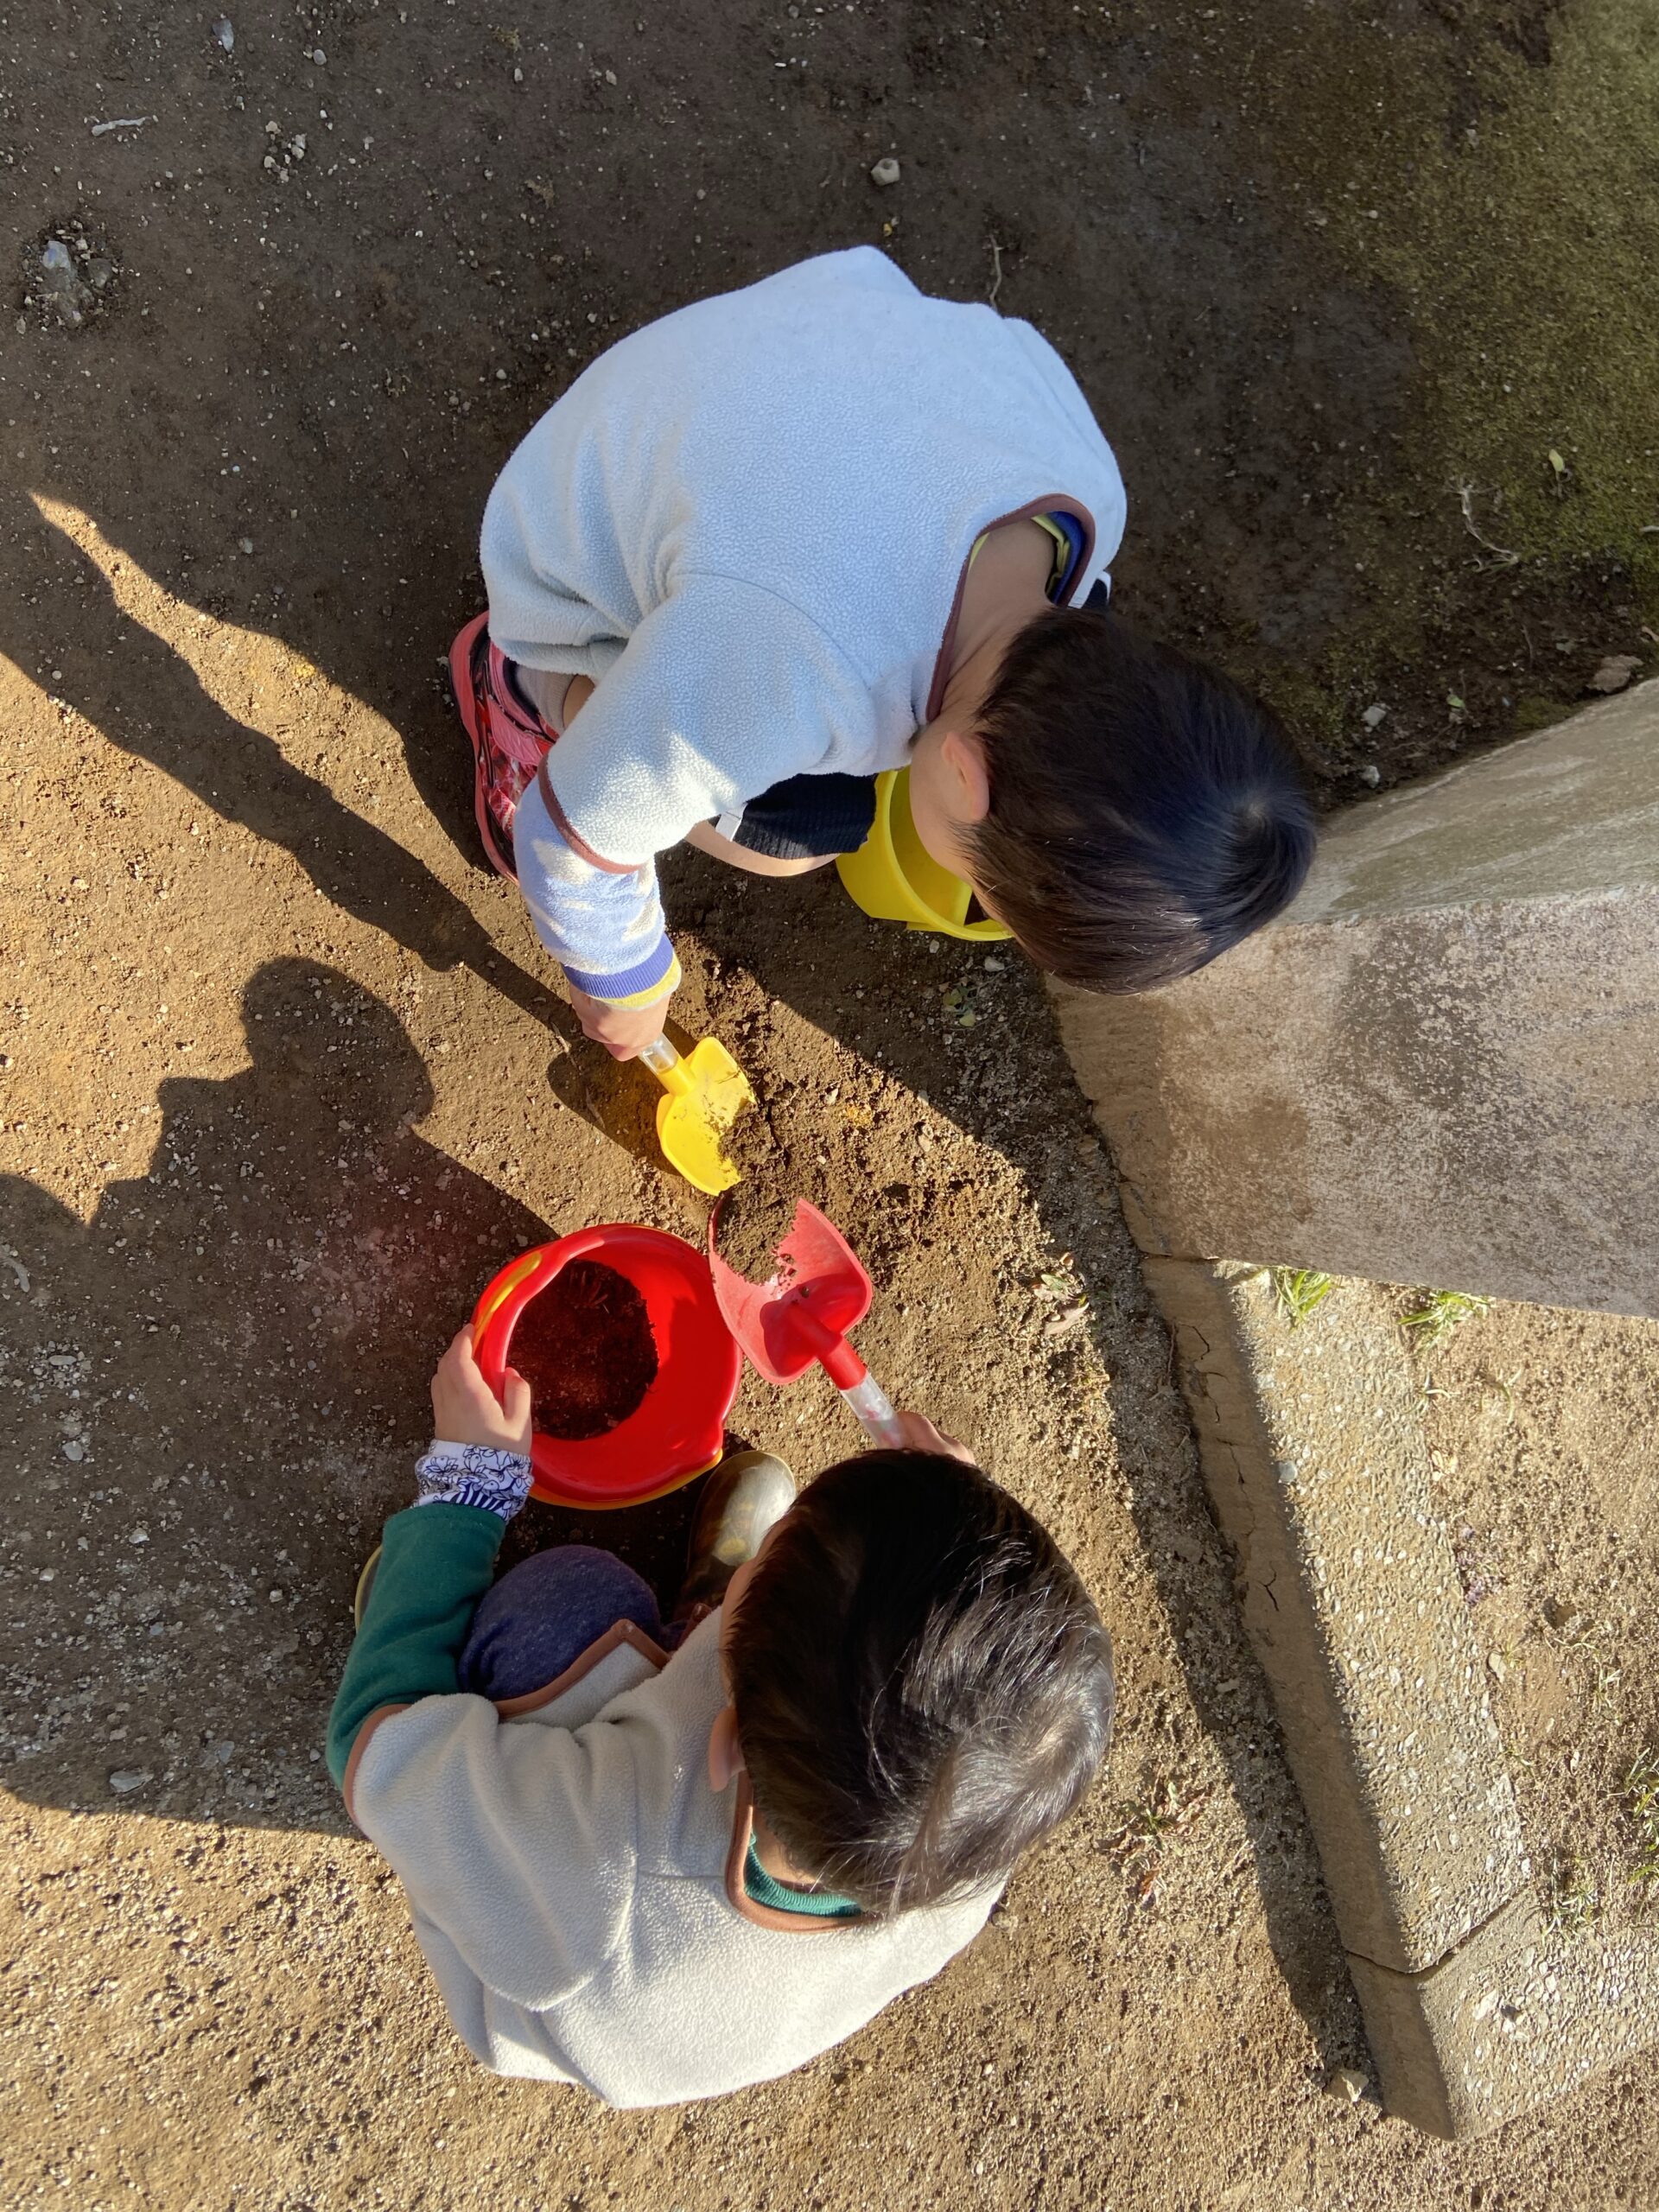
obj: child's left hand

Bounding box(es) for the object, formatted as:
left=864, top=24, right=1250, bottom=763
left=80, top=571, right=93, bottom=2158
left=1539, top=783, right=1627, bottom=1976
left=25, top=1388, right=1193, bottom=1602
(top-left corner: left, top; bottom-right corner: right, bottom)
left=429, top=1324, right=534, bottom=1456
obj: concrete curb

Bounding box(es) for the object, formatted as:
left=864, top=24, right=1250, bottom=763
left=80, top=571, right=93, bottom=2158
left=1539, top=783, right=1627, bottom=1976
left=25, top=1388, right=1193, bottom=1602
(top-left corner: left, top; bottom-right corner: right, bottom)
left=1127, top=1255, right=1659, bottom=2134
left=1046, top=683, right=1659, bottom=1321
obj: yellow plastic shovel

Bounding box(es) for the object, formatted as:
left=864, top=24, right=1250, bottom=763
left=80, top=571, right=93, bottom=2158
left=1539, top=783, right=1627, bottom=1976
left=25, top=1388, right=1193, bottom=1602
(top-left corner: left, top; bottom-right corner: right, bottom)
left=639, top=1033, right=753, bottom=1195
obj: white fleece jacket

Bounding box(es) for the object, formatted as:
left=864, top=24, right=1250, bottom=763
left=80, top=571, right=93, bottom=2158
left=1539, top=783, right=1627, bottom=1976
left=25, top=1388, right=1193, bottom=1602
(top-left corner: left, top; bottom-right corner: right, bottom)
left=480, top=247, right=1127, bottom=1002
left=347, top=1611, right=998, bottom=2107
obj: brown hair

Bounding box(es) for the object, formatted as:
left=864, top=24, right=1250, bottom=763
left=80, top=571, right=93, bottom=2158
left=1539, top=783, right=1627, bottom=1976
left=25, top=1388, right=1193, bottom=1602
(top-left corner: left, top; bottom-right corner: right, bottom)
left=726, top=1451, right=1115, bottom=1917
left=967, top=607, right=1316, bottom=990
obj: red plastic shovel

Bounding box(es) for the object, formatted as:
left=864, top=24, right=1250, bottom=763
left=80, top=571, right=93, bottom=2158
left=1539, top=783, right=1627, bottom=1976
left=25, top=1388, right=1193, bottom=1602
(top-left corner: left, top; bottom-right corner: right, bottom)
left=708, top=1198, right=906, bottom=1446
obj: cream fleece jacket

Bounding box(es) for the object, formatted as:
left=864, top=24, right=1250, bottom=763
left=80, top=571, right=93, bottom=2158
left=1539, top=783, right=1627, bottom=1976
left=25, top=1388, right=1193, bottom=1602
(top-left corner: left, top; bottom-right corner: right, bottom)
left=347, top=1611, right=999, bottom=2107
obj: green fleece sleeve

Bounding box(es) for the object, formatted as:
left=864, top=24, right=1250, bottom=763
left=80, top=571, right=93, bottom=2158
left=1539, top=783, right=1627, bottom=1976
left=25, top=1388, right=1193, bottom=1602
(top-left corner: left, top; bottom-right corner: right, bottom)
left=327, top=1503, right=507, bottom=1790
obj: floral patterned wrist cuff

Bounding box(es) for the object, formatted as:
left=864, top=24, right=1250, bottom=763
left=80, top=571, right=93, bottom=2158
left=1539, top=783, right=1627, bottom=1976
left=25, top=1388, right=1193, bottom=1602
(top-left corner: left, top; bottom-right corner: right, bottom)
left=413, top=1442, right=533, bottom=1522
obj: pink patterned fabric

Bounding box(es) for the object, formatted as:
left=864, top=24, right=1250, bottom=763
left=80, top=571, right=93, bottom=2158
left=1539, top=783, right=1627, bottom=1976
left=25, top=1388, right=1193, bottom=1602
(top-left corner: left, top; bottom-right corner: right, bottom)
left=452, top=616, right=557, bottom=876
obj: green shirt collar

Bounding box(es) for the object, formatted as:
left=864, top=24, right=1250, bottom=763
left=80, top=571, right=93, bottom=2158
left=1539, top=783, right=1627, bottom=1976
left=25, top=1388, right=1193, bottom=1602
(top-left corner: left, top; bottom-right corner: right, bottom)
left=743, top=1836, right=861, bottom=1920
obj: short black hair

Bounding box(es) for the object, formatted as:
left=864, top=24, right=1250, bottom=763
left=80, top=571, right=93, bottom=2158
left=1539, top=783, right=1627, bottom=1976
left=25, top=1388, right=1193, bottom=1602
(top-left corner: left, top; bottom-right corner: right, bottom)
left=967, top=607, right=1316, bottom=991
left=726, top=1451, right=1115, bottom=1917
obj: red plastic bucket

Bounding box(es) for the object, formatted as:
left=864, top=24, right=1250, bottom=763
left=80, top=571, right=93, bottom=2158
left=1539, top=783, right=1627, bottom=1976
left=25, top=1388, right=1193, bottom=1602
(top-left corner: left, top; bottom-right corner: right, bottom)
left=471, top=1224, right=741, bottom=1510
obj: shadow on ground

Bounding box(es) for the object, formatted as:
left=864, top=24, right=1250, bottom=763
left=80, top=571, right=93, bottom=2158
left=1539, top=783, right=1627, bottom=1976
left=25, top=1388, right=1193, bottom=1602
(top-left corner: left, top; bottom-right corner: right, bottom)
left=0, top=961, right=556, bottom=1834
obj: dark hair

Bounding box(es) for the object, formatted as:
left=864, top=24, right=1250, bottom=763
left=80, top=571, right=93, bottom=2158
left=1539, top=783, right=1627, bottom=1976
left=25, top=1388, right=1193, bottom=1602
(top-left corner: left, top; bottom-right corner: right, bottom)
left=726, top=1451, right=1115, bottom=1917
left=967, top=607, right=1316, bottom=991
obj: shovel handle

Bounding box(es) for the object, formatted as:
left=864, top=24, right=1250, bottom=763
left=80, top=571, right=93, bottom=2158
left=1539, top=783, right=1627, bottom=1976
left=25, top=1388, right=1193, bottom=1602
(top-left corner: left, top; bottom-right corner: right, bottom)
left=839, top=1370, right=906, bottom=1449
left=813, top=1327, right=906, bottom=1447
left=639, top=1034, right=692, bottom=1096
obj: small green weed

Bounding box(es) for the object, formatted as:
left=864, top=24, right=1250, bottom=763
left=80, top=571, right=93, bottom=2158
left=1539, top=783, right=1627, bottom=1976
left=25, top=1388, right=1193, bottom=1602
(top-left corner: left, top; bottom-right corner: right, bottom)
left=1414, top=1371, right=1458, bottom=1416
left=1503, top=1736, right=1535, bottom=1779
left=1592, top=1651, right=1625, bottom=1711
left=1625, top=1750, right=1659, bottom=1890
left=1401, top=1288, right=1492, bottom=1357
left=1547, top=1853, right=1601, bottom=1934
left=1272, top=1267, right=1333, bottom=1328
left=1481, top=1369, right=1519, bottom=1425
left=1105, top=1779, right=1210, bottom=1910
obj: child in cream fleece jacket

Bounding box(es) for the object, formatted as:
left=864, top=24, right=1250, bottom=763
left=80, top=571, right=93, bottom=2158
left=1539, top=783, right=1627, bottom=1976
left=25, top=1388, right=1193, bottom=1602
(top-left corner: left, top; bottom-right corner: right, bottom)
left=328, top=1325, right=1115, bottom=2106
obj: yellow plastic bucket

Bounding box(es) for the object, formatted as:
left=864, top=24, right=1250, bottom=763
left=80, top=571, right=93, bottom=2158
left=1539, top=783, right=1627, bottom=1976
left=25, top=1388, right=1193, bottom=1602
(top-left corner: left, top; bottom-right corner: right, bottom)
left=836, top=769, right=1012, bottom=942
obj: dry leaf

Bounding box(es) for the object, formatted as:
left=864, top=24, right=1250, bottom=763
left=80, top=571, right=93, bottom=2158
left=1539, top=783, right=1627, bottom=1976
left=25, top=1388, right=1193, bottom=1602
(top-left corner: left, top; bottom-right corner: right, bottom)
left=1044, top=1303, right=1090, bottom=1338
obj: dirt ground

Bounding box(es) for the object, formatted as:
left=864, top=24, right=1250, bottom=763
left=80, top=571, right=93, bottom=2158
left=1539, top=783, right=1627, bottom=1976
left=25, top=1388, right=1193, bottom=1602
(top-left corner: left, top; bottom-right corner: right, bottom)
left=1419, top=1298, right=1659, bottom=1943
left=3, top=3, right=1658, bottom=2209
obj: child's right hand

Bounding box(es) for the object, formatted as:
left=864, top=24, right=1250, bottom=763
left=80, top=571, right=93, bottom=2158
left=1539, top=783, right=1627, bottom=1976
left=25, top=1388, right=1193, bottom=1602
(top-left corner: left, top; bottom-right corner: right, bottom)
left=892, top=1410, right=976, bottom=1465
left=566, top=981, right=675, bottom=1062
left=430, top=1325, right=533, bottom=1456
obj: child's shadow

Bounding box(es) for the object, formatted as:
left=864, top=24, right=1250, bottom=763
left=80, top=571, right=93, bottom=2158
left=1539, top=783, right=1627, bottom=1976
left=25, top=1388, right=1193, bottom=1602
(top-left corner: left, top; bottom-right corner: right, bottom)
left=0, top=958, right=567, bottom=1835
left=0, top=491, right=614, bottom=1138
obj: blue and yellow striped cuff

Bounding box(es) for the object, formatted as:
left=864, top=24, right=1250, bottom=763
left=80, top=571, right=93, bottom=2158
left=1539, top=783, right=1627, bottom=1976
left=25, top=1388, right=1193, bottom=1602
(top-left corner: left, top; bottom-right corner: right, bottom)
left=563, top=938, right=681, bottom=1009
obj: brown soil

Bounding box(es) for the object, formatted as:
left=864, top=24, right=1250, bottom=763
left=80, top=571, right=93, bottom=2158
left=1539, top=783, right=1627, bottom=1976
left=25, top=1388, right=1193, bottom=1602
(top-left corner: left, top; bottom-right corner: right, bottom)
left=3, top=3, right=1657, bottom=2209
left=506, top=1260, right=658, bottom=1442
left=712, top=1158, right=808, bottom=1287
left=717, top=1097, right=781, bottom=1185
left=1415, top=1297, right=1659, bottom=1942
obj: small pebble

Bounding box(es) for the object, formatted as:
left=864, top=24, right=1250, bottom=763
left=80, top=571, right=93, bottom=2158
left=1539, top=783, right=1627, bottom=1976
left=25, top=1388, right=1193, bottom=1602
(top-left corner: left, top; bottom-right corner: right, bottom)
left=311, top=47, right=327, bottom=65
left=870, top=156, right=901, bottom=187
left=213, top=17, right=234, bottom=52
left=238, top=538, right=255, bottom=556
left=108, top=1769, right=153, bottom=1795
left=1358, top=763, right=1382, bottom=788
left=38, top=238, right=94, bottom=326
left=62, top=1440, right=85, bottom=1462
left=1361, top=702, right=1388, bottom=729
left=1588, top=653, right=1640, bottom=696
left=1324, top=2066, right=1369, bottom=2104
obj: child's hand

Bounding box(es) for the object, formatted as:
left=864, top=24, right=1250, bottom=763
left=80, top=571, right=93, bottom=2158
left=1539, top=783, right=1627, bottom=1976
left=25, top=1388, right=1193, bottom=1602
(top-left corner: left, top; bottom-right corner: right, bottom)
left=892, top=1409, right=976, bottom=1465
left=429, top=1325, right=533, bottom=1456
left=566, top=982, right=673, bottom=1062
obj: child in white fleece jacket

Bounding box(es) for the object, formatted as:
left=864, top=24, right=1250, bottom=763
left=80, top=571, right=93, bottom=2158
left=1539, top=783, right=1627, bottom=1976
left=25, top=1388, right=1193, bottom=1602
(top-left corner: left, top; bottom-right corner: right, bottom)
left=328, top=1325, right=1115, bottom=2106
left=451, top=247, right=1315, bottom=1060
